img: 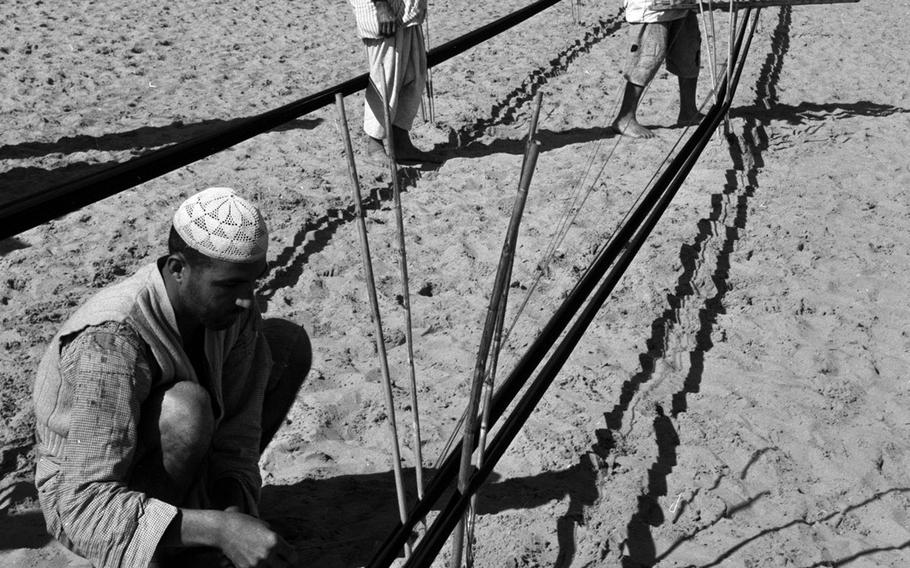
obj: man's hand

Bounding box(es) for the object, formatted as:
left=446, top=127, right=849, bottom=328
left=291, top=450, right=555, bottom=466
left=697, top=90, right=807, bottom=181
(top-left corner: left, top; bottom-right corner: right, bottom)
left=375, top=1, right=398, bottom=37
left=217, top=510, right=298, bottom=568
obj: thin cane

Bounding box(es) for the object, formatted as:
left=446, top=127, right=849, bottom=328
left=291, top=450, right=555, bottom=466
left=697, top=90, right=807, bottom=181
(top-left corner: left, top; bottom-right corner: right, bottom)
left=697, top=0, right=719, bottom=104
left=724, top=0, right=737, bottom=132
left=423, top=7, right=436, bottom=123
left=450, top=127, right=541, bottom=568
left=377, top=63, right=427, bottom=501
left=335, top=92, right=413, bottom=558
left=465, top=140, right=541, bottom=568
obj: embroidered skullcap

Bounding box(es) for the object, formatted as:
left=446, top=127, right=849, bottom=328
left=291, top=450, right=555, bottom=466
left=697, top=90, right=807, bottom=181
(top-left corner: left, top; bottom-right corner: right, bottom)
left=172, top=187, right=268, bottom=263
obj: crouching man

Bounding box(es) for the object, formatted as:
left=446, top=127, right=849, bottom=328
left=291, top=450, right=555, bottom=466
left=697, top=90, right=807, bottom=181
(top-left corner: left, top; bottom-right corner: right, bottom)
left=33, top=187, right=310, bottom=567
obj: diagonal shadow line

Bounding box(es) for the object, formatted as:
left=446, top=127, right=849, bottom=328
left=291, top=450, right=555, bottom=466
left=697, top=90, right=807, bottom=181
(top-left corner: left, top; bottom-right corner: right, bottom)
left=0, top=117, right=324, bottom=161
left=0, top=118, right=325, bottom=210
left=694, top=488, right=910, bottom=568
left=668, top=138, right=755, bottom=417
left=443, top=126, right=618, bottom=160
left=0, top=161, right=127, bottom=209
left=801, top=540, right=910, bottom=568
left=654, top=490, right=770, bottom=563
left=0, top=236, right=29, bottom=256
left=730, top=100, right=910, bottom=125
left=435, top=12, right=625, bottom=154
left=254, top=170, right=412, bottom=310
left=255, top=16, right=626, bottom=307
left=600, top=134, right=754, bottom=433
left=260, top=459, right=598, bottom=567
left=614, top=6, right=795, bottom=566
left=254, top=168, right=422, bottom=312
left=739, top=447, right=776, bottom=480
left=621, top=404, right=679, bottom=567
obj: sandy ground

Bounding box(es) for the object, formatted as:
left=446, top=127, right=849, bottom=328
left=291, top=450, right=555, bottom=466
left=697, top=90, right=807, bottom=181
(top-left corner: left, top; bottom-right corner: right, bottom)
left=2, top=0, right=910, bottom=566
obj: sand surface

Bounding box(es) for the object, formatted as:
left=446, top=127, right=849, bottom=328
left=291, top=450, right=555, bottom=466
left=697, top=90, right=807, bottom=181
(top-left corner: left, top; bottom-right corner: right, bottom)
left=2, top=1, right=910, bottom=566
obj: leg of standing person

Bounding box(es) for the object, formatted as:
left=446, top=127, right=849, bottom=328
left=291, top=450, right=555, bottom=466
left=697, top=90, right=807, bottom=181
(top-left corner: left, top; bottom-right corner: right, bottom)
left=612, top=80, right=656, bottom=139
left=667, top=12, right=704, bottom=126
left=364, top=25, right=441, bottom=164
left=363, top=32, right=400, bottom=163
left=390, top=25, right=440, bottom=164
left=611, top=22, right=668, bottom=138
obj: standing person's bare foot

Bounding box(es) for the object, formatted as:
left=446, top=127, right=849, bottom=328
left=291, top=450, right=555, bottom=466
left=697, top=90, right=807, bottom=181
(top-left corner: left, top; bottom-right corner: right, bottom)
left=611, top=114, right=655, bottom=139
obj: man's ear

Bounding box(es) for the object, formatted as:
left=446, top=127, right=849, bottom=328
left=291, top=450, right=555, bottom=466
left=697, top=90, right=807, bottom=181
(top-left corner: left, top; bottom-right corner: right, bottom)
left=163, top=254, right=188, bottom=282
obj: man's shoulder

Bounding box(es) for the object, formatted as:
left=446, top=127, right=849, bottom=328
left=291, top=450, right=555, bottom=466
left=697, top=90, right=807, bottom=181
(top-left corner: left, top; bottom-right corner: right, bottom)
left=61, top=320, right=148, bottom=360
left=63, top=264, right=158, bottom=327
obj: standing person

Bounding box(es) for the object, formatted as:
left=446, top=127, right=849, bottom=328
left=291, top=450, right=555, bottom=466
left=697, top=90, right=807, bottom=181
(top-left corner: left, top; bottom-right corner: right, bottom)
left=350, top=0, right=441, bottom=164
left=32, top=187, right=310, bottom=568
left=611, top=0, right=704, bottom=138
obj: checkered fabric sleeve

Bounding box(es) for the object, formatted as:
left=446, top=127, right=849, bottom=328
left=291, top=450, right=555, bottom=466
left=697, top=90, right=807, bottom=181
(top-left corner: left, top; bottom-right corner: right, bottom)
left=51, top=322, right=177, bottom=568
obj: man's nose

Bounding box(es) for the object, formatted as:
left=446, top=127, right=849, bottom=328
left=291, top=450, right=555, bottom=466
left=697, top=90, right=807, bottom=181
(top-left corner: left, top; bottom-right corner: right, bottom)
left=235, top=297, right=253, bottom=310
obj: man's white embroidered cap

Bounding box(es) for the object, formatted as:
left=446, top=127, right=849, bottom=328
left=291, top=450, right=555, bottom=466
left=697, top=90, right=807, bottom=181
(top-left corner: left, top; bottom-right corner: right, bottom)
left=173, top=187, right=268, bottom=263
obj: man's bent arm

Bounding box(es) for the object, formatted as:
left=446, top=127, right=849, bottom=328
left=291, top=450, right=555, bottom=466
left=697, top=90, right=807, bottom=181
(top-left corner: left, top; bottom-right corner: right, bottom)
left=49, top=325, right=177, bottom=568
left=160, top=508, right=298, bottom=567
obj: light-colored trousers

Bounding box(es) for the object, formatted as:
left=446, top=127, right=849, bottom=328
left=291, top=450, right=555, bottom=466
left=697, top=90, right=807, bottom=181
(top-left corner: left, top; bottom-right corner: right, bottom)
left=363, top=23, right=427, bottom=139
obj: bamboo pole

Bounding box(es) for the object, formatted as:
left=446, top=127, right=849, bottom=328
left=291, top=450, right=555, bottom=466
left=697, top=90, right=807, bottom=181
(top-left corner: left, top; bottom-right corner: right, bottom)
left=424, top=12, right=436, bottom=123
left=697, top=0, right=719, bottom=104
left=520, top=92, right=544, bottom=175
left=463, top=141, right=541, bottom=568
left=471, top=95, right=543, bottom=520
left=378, top=65, right=427, bottom=500
left=724, top=0, right=737, bottom=133
left=335, top=92, right=412, bottom=557
left=450, top=134, right=542, bottom=568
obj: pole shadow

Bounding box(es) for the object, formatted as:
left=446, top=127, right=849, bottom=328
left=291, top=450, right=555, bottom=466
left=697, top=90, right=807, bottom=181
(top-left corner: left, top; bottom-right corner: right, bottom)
left=259, top=455, right=601, bottom=567
left=613, top=6, right=792, bottom=566
left=0, top=117, right=323, bottom=161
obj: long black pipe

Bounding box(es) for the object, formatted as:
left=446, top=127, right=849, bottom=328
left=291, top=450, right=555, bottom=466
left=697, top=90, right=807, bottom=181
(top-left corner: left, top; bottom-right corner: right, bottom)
left=401, top=11, right=759, bottom=567
left=0, top=0, right=563, bottom=240
left=367, top=8, right=757, bottom=568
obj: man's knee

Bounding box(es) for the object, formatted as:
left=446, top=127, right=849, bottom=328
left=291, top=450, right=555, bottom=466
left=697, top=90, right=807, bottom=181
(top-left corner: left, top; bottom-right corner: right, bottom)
left=148, top=381, right=214, bottom=454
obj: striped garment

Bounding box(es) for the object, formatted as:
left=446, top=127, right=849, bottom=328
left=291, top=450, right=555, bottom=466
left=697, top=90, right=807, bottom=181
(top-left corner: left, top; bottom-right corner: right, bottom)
left=362, top=24, right=427, bottom=139
left=624, top=0, right=689, bottom=23
left=33, top=260, right=271, bottom=568
left=350, top=0, right=427, bottom=39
